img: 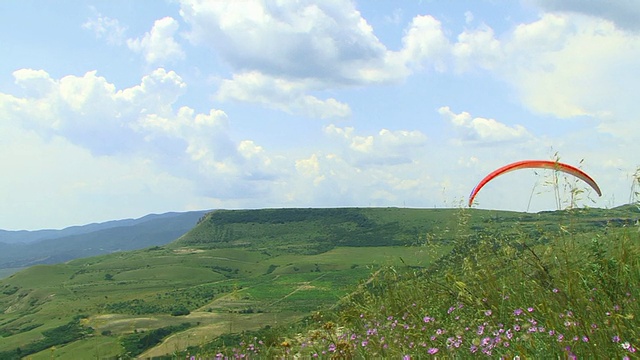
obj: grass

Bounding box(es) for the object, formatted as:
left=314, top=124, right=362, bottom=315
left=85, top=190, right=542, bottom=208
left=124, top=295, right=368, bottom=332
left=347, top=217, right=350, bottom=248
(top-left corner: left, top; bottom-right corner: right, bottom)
left=1, top=206, right=639, bottom=358
left=181, top=207, right=640, bottom=359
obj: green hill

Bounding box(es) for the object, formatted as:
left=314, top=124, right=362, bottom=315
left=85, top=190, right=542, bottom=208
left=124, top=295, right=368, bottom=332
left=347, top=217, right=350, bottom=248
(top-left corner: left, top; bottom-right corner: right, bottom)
left=0, top=207, right=637, bottom=359
left=0, top=211, right=208, bottom=275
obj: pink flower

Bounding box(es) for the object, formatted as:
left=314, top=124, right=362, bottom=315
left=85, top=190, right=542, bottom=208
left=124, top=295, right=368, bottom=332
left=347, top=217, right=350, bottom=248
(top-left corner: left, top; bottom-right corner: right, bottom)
left=428, top=348, right=439, bottom=354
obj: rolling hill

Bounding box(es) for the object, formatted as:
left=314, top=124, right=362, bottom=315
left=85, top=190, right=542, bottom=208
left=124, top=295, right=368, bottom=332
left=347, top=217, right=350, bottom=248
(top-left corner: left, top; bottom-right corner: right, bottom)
left=0, top=211, right=209, bottom=276
left=0, top=206, right=638, bottom=359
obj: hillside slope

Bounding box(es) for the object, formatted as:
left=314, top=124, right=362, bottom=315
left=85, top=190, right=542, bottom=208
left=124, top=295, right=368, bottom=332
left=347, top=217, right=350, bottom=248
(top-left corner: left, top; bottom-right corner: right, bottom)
left=0, top=211, right=209, bottom=272
left=0, top=206, right=638, bottom=359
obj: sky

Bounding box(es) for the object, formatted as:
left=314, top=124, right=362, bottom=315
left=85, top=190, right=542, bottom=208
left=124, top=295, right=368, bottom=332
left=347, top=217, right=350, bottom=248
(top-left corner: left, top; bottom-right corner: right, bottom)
left=1, top=0, right=640, bottom=230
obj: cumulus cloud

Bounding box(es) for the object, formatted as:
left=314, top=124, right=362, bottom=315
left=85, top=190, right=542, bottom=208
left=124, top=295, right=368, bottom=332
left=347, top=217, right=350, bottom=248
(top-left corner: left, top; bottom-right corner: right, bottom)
left=216, top=72, right=351, bottom=119
left=399, top=15, right=451, bottom=72
left=533, top=0, right=640, bottom=31
left=179, top=0, right=391, bottom=83
left=177, top=0, right=449, bottom=118
left=0, top=68, right=277, bottom=199
left=324, top=124, right=428, bottom=166
left=497, top=13, right=640, bottom=136
left=127, top=17, right=185, bottom=64
left=439, top=106, right=531, bottom=144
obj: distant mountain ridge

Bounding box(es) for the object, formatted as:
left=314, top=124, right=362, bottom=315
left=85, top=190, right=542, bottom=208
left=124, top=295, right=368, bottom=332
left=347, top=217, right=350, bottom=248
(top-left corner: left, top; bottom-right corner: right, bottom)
left=0, top=210, right=210, bottom=272
left=0, top=212, right=208, bottom=244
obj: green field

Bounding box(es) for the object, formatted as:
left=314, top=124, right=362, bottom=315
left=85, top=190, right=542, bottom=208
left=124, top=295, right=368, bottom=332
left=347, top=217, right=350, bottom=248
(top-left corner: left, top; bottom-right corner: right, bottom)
left=0, top=206, right=638, bottom=359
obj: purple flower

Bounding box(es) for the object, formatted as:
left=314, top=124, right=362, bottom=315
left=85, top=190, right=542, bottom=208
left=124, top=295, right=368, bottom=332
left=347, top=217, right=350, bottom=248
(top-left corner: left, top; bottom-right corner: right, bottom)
left=361, top=340, right=368, bottom=347
left=506, top=329, right=513, bottom=340
left=513, top=308, right=523, bottom=316
left=582, top=336, right=589, bottom=342
left=612, top=335, right=621, bottom=343
left=403, top=355, right=411, bottom=360
left=527, top=307, right=534, bottom=313
left=481, top=337, right=491, bottom=346
left=428, top=348, right=439, bottom=354
left=484, top=310, right=492, bottom=316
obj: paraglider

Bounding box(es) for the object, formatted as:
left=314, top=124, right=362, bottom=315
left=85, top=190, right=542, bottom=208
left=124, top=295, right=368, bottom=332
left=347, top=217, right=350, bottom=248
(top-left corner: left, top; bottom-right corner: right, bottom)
left=468, top=160, right=602, bottom=207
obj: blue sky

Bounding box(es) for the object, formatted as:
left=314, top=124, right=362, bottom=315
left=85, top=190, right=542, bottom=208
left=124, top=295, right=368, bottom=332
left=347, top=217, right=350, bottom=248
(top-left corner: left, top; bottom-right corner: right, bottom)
left=1, top=0, right=639, bottom=230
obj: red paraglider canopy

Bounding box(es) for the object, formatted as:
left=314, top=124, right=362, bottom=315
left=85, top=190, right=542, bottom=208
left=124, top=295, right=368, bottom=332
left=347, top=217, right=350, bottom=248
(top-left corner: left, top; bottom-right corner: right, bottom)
left=468, top=160, right=602, bottom=207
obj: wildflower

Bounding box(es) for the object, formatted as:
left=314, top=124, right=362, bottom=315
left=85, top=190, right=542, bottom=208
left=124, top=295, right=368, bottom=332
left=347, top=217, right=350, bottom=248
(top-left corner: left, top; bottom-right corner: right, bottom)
left=612, top=335, right=621, bottom=343
left=470, top=345, right=478, bottom=353
left=527, top=307, right=534, bottom=313
left=582, top=336, right=589, bottom=342
left=477, top=325, right=485, bottom=335
left=622, top=342, right=631, bottom=350
left=428, top=348, right=439, bottom=354
left=505, top=329, right=513, bottom=340
left=361, top=340, right=368, bottom=347
left=481, top=337, right=491, bottom=346
left=513, top=308, right=523, bottom=316
left=436, top=328, right=444, bottom=335
left=513, top=324, right=521, bottom=332
left=403, top=355, right=410, bottom=360
left=485, top=310, right=492, bottom=316
left=553, top=288, right=559, bottom=293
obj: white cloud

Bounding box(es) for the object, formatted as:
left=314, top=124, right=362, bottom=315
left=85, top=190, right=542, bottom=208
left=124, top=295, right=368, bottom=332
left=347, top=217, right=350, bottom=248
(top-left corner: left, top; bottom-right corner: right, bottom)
left=324, top=124, right=428, bottom=166
left=127, top=17, right=185, bottom=64
left=0, top=68, right=279, bottom=200
left=533, top=0, right=640, bottom=31
left=439, top=106, right=531, bottom=144
left=180, top=0, right=390, bottom=83
left=452, top=24, right=503, bottom=72
left=498, top=13, right=640, bottom=137
left=216, top=72, right=351, bottom=119
left=83, top=11, right=127, bottom=45
left=400, top=15, right=451, bottom=72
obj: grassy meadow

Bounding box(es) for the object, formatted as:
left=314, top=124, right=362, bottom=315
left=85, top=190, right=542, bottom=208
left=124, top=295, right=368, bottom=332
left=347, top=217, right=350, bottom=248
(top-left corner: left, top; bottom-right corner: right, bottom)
left=0, top=206, right=638, bottom=359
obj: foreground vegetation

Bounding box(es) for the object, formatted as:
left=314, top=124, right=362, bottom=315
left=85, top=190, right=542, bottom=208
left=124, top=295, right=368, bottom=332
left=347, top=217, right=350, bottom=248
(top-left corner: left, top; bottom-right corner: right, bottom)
left=0, top=206, right=638, bottom=358
left=178, top=206, right=640, bottom=359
